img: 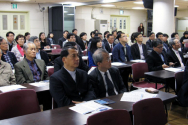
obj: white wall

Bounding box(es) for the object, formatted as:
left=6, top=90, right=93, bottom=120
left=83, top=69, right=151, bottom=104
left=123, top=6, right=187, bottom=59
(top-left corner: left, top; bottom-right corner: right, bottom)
left=0, top=2, right=49, bottom=37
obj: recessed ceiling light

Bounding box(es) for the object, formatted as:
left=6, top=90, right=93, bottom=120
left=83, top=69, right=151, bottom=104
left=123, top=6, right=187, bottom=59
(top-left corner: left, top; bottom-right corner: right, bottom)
left=174, top=5, right=179, bottom=7
left=61, top=2, right=85, bottom=6
left=67, top=14, right=74, bottom=15
left=102, top=0, right=116, bottom=3
left=13, top=0, right=29, bottom=1
left=132, top=7, right=144, bottom=9
left=134, top=1, right=143, bottom=4
left=101, top=4, right=115, bottom=7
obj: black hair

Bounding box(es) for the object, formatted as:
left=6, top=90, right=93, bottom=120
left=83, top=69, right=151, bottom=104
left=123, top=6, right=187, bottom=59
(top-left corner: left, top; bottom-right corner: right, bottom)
left=104, top=31, right=110, bottom=38
left=95, top=33, right=99, bottom=37
left=131, top=32, right=136, bottom=43
left=116, top=32, right=125, bottom=41
left=112, top=30, right=117, bottom=35
left=90, top=36, right=101, bottom=53
left=80, top=32, right=87, bottom=39
left=149, top=32, right=155, bottom=37
left=117, top=31, right=122, bottom=35
left=90, top=31, right=95, bottom=37
left=67, top=33, right=75, bottom=39
left=63, top=30, right=69, bottom=34
left=94, top=30, right=99, bottom=33
left=183, top=31, right=188, bottom=36
left=171, top=32, right=178, bottom=38
left=61, top=46, right=77, bottom=59
left=98, top=33, right=102, bottom=35
left=152, top=39, right=163, bottom=47
left=107, top=34, right=113, bottom=39
left=134, top=32, right=142, bottom=39
left=24, top=32, right=30, bottom=37
left=39, top=32, right=47, bottom=43
left=156, top=32, right=163, bottom=38
left=6, top=31, right=15, bottom=37
left=163, top=33, right=169, bottom=38
left=47, top=32, right=54, bottom=38
left=72, top=29, right=77, bottom=33
left=15, top=34, right=25, bottom=43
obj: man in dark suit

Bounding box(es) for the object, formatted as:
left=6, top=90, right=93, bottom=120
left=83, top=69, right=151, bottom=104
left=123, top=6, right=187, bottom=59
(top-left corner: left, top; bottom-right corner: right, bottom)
left=58, top=30, right=68, bottom=48
left=104, top=34, right=116, bottom=53
left=0, top=36, right=18, bottom=69
left=102, top=31, right=110, bottom=44
left=166, top=38, right=184, bottom=67
left=146, top=39, right=174, bottom=71
left=80, top=32, right=89, bottom=50
left=72, top=29, right=85, bottom=51
left=146, top=32, right=155, bottom=52
left=131, top=32, right=147, bottom=60
left=54, top=42, right=89, bottom=72
left=89, top=49, right=127, bottom=98
left=50, top=46, right=96, bottom=107
left=156, top=32, right=168, bottom=53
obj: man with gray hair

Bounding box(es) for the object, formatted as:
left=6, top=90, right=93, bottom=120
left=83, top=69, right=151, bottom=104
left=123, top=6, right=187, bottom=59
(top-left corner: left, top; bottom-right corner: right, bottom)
left=166, top=38, right=184, bottom=67
left=89, top=49, right=127, bottom=98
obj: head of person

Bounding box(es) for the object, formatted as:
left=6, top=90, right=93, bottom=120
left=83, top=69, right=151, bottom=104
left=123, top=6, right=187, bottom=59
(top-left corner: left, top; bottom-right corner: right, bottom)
left=90, top=37, right=102, bottom=53
left=104, top=31, right=110, bottom=38
left=23, top=41, right=36, bottom=60
left=90, top=31, right=95, bottom=38
left=117, top=31, right=122, bottom=35
left=107, top=34, right=114, bottom=44
left=29, top=36, right=40, bottom=49
left=152, top=39, right=163, bottom=54
left=149, top=32, right=155, bottom=40
left=171, top=32, right=179, bottom=39
left=25, top=32, right=30, bottom=40
left=80, top=32, right=87, bottom=41
left=47, top=32, right=54, bottom=39
left=67, top=33, right=76, bottom=42
left=98, top=33, right=103, bottom=40
left=169, top=38, right=181, bottom=50
left=112, top=30, right=117, bottom=38
left=156, top=32, right=163, bottom=40
left=183, top=31, right=188, bottom=38
left=134, top=32, right=143, bottom=43
left=72, top=29, right=77, bottom=35
left=39, top=32, right=46, bottom=41
left=117, top=32, right=127, bottom=43
left=6, top=31, right=15, bottom=42
left=93, top=49, right=111, bottom=72
left=63, top=30, right=69, bottom=39
left=15, top=34, right=25, bottom=47
left=61, top=46, right=79, bottom=71
left=163, top=34, right=169, bottom=42
left=64, top=41, right=77, bottom=49
left=0, top=36, right=8, bottom=52
left=130, top=32, right=136, bottom=43
left=140, top=23, right=143, bottom=27
left=94, top=30, right=99, bottom=34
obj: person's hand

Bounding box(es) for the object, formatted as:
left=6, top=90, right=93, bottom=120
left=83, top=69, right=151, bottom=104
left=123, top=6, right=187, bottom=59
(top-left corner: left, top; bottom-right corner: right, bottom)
left=182, top=42, right=185, bottom=44
left=169, top=62, right=175, bottom=66
left=72, top=101, right=83, bottom=104
left=45, top=46, right=50, bottom=49
left=162, top=64, right=169, bottom=69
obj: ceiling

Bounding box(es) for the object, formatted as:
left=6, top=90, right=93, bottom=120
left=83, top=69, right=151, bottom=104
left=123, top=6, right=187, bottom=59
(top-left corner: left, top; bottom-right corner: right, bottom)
left=1, top=0, right=188, bottom=10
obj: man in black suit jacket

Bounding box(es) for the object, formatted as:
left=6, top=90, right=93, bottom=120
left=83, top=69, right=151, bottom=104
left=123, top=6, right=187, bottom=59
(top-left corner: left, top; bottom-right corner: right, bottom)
left=146, top=39, right=174, bottom=71
left=131, top=32, right=147, bottom=60
left=104, top=34, right=116, bottom=53
left=89, top=49, right=127, bottom=98
left=58, top=30, right=68, bottom=48
left=0, top=36, right=18, bottom=69
left=102, top=31, right=110, bottom=44
left=166, top=38, right=185, bottom=67
left=50, top=46, right=96, bottom=107
left=146, top=32, right=155, bottom=52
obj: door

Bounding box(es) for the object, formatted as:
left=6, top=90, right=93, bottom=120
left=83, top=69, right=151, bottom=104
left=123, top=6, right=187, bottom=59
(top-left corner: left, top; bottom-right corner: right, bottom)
left=0, top=12, right=29, bottom=39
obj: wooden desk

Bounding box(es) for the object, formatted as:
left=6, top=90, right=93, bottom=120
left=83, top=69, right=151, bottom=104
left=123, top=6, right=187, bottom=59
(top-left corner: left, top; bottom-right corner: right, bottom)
left=0, top=90, right=177, bottom=125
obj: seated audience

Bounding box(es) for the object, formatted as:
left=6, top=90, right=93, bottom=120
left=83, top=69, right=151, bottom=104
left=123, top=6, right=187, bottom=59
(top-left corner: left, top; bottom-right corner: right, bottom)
left=11, top=34, right=25, bottom=61
left=113, top=32, right=133, bottom=62
left=0, top=49, right=16, bottom=86
left=163, top=34, right=169, bottom=47
left=127, top=32, right=136, bottom=46
left=39, top=32, right=51, bottom=49
left=14, top=41, right=49, bottom=84
left=54, top=42, right=89, bottom=72
left=166, top=38, right=184, bottom=67
left=88, top=37, right=102, bottom=68
left=102, top=31, right=110, bottom=44
left=180, top=31, right=188, bottom=53
left=29, top=36, right=52, bottom=66
left=58, top=30, right=69, bottom=48
left=89, top=49, right=127, bottom=98
left=94, top=29, right=99, bottom=34
left=80, top=32, right=89, bottom=50
left=6, top=31, right=17, bottom=51
left=131, top=32, right=147, bottom=60
left=88, top=33, right=105, bottom=50
left=156, top=32, right=168, bottom=53
left=24, top=32, right=30, bottom=43
left=50, top=46, right=96, bottom=107
left=72, top=29, right=84, bottom=50
left=47, top=32, right=55, bottom=45
left=105, top=34, right=115, bottom=53
left=146, top=32, right=155, bottom=52
left=0, top=37, right=17, bottom=69
left=171, top=32, right=179, bottom=40
left=89, top=31, right=96, bottom=43
left=146, top=39, right=174, bottom=71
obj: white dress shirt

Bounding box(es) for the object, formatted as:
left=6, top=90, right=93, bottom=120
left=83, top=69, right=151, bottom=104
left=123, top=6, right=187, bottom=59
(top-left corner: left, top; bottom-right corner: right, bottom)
left=137, top=43, right=145, bottom=59
left=64, top=67, right=76, bottom=82
left=172, top=48, right=184, bottom=67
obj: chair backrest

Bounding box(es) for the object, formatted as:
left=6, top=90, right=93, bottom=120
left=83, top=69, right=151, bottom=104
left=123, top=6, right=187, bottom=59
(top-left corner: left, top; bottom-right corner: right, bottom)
left=132, top=98, right=167, bottom=125
left=0, top=89, right=40, bottom=120
left=132, top=63, right=149, bottom=80
left=87, top=109, right=132, bottom=125
left=52, top=45, right=61, bottom=49
left=48, top=68, right=54, bottom=77
left=52, top=49, right=62, bottom=53
left=175, top=71, right=184, bottom=94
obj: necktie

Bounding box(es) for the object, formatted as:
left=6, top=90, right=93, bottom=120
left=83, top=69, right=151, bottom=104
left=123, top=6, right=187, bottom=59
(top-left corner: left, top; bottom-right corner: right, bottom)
left=104, top=72, right=116, bottom=96
left=111, top=44, right=113, bottom=52
left=176, top=51, right=184, bottom=67
left=31, top=62, right=40, bottom=81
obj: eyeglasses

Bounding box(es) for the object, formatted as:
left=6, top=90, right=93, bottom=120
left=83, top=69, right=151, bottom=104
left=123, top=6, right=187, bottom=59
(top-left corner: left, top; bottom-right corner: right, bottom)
left=156, top=46, right=163, bottom=49
left=0, top=42, right=8, bottom=45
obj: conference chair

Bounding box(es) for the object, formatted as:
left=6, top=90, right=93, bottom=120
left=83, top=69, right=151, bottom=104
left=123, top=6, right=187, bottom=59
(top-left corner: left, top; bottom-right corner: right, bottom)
left=131, top=63, right=164, bottom=89
left=87, top=109, right=132, bottom=125
left=175, top=71, right=184, bottom=95
left=0, top=89, right=40, bottom=120
left=52, top=45, right=61, bottom=49
left=132, top=98, right=167, bottom=125
left=48, top=68, right=54, bottom=77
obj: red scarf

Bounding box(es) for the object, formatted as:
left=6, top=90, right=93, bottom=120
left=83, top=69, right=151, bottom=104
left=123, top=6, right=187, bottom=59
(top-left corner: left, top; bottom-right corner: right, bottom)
left=17, top=44, right=24, bottom=56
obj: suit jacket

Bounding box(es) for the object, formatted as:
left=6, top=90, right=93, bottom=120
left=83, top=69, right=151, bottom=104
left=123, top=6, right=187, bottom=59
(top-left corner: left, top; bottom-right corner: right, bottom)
left=104, top=42, right=116, bottom=53
left=40, top=50, right=52, bottom=66
left=146, top=50, right=168, bottom=71
left=58, top=37, right=66, bottom=48
left=50, top=67, right=96, bottom=107
left=14, top=58, right=49, bottom=84
left=102, top=38, right=108, bottom=44
left=89, top=67, right=127, bottom=98
left=47, top=38, right=55, bottom=45
left=146, top=39, right=153, bottom=51
left=112, top=43, right=133, bottom=62
left=131, top=43, right=147, bottom=60
left=162, top=42, right=169, bottom=54
left=76, top=35, right=85, bottom=51
left=166, top=49, right=184, bottom=67
left=1, top=51, right=18, bottom=66
left=54, top=56, right=89, bottom=72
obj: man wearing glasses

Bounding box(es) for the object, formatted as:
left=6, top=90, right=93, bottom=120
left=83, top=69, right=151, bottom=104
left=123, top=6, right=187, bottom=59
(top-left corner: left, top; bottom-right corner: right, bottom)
left=89, top=49, right=127, bottom=98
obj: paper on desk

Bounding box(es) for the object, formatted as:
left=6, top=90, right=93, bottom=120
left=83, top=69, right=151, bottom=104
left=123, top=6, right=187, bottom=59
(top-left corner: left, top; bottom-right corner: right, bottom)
left=0, top=85, right=26, bottom=93
left=69, top=101, right=112, bottom=115
left=109, top=53, right=112, bottom=56
left=111, top=62, right=127, bottom=66
left=164, top=67, right=183, bottom=72
left=29, top=81, right=49, bottom=87
left=88, top=67, right=96, bottom=74
left=82, top=56, right=88, bottom=60
left=130, top=60, right=145, bottom=63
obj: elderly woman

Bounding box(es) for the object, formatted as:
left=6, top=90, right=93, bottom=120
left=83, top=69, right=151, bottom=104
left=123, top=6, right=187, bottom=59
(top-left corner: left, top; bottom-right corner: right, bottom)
left=0, top=49, right=16, bottom=86
left=11, top=34, right=25, bottom=61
